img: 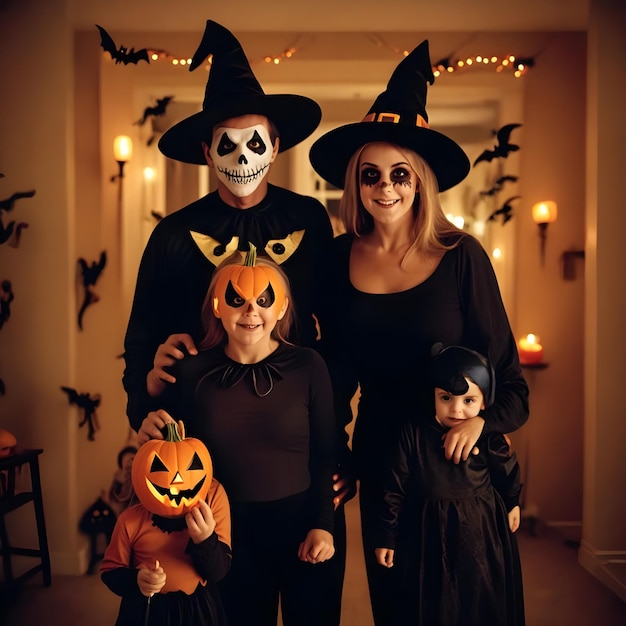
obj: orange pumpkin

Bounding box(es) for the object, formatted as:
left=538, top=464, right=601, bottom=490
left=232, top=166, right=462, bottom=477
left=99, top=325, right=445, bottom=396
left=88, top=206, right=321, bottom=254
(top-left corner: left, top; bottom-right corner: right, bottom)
left=0, top=428, right=17, bottom=457
left=131, top=421, right=213, bottom=517
left=213, top=243, right=286, bottom=317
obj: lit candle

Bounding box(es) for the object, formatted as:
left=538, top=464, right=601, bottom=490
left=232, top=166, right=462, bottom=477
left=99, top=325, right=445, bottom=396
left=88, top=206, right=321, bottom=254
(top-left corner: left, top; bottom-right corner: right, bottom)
left=518, top=333, right=544, bottom=365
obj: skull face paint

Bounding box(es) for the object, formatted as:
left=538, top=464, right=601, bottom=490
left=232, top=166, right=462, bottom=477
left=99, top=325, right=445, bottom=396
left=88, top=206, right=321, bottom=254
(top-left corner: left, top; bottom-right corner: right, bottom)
left=209, top=124, right=274, bottom=197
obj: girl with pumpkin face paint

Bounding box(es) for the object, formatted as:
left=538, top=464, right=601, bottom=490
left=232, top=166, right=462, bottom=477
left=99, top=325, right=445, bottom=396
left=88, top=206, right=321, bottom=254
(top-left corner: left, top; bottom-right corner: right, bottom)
left=309, top=41, right=529, bottom=625
left=140, top=245, right=339, bottom=626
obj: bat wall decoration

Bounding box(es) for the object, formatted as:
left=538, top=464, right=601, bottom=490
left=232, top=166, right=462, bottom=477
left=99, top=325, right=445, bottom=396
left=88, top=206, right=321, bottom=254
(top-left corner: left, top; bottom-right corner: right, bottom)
left=0, top=188, right=35, bottom=247
left=479, top=175, right=518, bottom=197
left=96, top=25, right=149, bottom=66
left=487, top=195, right=521, bottom=225
left=77, top=251, right=107, bottom=330
left=61, top=386, right=102, bottom=441
left=473, top=123, right=522, bottom=166
left=0, top=190, right=36, bottom=212
left=134, top=96, right=174, bottom=126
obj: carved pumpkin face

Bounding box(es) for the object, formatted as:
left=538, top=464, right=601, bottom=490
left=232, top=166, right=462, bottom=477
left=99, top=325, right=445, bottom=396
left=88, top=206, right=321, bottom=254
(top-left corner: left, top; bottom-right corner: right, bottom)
left=132, top=421, right=213, bottom=517
left=212, top=243, right=287, bottom=318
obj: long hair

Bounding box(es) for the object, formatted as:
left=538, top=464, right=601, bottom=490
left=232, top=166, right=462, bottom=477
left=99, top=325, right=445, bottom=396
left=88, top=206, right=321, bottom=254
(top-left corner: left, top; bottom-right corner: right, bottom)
left=338, top=142, right=466, bottom=261
left=198, top=252, right=294, bottom=351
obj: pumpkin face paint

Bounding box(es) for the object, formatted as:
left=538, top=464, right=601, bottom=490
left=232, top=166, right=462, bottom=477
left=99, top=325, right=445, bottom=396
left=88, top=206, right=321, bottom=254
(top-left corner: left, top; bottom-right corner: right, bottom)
left=212, top=244, right=287, bottom=319
left=132, top=421, right=213, bottom=517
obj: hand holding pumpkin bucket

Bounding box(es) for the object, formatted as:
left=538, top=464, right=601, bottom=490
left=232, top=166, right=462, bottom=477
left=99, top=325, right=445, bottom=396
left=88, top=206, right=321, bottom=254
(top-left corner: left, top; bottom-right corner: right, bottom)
left=131, top=420, right=213, bottom=517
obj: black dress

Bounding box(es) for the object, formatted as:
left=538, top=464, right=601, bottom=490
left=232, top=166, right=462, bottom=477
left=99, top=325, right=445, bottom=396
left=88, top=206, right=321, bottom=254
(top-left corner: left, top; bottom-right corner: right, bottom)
left=378, top=420, right=525, bottom=626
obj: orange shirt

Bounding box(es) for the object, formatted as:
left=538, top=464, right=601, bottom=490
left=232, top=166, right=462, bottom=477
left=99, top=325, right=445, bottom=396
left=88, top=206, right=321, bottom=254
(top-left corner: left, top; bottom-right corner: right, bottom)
left=101, top=478, right=231, bottom=594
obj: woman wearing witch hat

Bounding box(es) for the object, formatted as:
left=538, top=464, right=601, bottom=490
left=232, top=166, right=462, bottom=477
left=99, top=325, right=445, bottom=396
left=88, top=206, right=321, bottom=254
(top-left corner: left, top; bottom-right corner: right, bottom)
left=310, top=40, right=529, bottom=625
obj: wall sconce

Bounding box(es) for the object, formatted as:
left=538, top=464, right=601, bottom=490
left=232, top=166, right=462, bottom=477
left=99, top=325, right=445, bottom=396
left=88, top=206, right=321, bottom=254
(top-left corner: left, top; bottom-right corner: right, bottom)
left=532, top=201, right=558, bottom=266
left=561, top=249, right=585, bottom=280
left=111, top=135, right=133, bottom=182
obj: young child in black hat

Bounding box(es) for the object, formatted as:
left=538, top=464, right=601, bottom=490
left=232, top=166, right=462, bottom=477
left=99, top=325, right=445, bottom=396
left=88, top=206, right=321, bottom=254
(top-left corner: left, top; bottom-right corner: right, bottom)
left=309, top=39, right=528, bottom=625
left=375, top=344, right=525, bottom=625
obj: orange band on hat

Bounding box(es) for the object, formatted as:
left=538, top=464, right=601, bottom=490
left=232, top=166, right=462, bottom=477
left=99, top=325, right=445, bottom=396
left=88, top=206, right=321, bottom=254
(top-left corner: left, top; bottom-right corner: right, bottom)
left=361, top=112, right=429, bottom=128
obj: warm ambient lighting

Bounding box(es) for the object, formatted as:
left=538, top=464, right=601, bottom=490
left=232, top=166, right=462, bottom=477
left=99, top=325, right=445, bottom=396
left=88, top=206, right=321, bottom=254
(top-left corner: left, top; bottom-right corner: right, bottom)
left=532, top=201, right=558, bottom=266
left=518, top=333, right=544, bottom=365
left=111, top=135, right=133, bottom=181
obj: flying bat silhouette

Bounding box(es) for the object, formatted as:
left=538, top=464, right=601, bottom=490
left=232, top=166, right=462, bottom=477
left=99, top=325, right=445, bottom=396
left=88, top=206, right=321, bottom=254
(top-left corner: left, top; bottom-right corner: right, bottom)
left=96, top=25, right=150, bottom=66
left=134, top=96, right=174, bottom=126
left=480, top=175, right=519, bottom=197
left=487, top=195, right=521, bottom=225
left=0, top=190, right=36, bottom=212
left=61, top=386, right=101, bottom=441
left=77, top=251, right=107, bottom=330
left=151, top=211, right=164, bottom=222
left=473, top=124, right=522, bottom=166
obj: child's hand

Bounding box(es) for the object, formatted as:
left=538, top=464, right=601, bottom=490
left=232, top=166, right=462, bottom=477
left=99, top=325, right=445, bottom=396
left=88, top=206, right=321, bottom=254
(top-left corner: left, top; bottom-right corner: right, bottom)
left=375, top=547, right=394, bottom=568
left=297, top=529, right=335, bottom=564
left=137, top=559, right=166, bottom=597
left=186, top=499, right=216, bottom=544
left=508, top=505, right=521, bottom=533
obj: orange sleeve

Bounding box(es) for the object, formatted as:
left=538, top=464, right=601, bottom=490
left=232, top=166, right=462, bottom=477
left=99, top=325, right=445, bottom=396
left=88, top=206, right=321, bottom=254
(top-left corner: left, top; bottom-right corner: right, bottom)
left=207, top=478, right=231, bottom=549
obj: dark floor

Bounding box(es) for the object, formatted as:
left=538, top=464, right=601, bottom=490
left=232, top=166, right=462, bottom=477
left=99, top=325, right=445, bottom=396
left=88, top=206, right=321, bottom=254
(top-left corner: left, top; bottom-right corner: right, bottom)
left=2, top=496, right=625, bottom=626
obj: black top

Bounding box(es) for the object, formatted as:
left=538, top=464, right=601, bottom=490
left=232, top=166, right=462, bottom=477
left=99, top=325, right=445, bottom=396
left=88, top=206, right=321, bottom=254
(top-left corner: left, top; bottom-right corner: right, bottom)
left=319, top=233, right=529, bottom=479
left=122, top=185, right=333, bottom=430
left=166, top=343, right=338, bottom=534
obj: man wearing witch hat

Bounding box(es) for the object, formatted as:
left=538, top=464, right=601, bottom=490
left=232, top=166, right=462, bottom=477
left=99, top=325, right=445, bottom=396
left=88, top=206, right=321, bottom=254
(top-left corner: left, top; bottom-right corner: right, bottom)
left=123, top=20, right=333, bottom=425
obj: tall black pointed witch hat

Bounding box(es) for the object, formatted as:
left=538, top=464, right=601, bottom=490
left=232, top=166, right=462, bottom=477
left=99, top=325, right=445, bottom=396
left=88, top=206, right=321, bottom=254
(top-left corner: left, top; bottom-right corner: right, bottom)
left=309, top=40, right=469, bottom=191
left=159, top=20, right=321, bottom=164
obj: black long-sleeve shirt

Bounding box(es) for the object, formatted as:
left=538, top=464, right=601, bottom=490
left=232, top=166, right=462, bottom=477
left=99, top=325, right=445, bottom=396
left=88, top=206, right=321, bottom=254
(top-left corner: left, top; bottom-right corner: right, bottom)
left=320, top=233, right=529, bottom=480
left=166, top=343, right=338, bottom=534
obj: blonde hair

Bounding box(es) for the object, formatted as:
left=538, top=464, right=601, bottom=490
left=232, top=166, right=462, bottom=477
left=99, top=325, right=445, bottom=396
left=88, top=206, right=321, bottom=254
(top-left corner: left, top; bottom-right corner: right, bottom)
left=198, top=253, right=294, bottom=350
left=339, top=142, right=466, bottom=258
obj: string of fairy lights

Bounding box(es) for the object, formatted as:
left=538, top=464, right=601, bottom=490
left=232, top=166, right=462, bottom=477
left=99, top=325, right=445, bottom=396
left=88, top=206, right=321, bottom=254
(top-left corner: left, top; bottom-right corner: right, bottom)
left=136, top=36, right=535, bottom=78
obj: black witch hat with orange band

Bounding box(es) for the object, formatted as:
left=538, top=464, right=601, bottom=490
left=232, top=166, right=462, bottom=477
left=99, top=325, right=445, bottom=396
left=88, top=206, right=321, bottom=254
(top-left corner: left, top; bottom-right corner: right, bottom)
left=309, top=40, right=470, bottom=192
left=159, top=20, right=321, bottom=164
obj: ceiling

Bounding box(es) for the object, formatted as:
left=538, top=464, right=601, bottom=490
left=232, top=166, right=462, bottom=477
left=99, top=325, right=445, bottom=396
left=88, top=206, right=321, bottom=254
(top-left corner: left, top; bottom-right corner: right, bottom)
left=69, top=0, right=590, bottom=34
left=72, top=1, right=589, bottom=141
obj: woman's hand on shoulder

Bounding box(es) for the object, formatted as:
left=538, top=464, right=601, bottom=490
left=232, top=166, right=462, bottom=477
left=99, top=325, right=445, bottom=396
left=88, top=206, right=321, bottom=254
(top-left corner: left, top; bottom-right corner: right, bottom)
left=442, top=416, right=485, bottom=464
left=298, top=529, right=335, bottom=564
left=137, top=409, right=175, bottom=446
left=147, top=333, right=197, bottom=397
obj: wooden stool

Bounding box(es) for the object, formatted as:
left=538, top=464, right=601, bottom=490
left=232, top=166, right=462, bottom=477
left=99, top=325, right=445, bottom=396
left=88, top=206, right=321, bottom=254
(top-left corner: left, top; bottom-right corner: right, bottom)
left=0, top=449, right=51, bottom=603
